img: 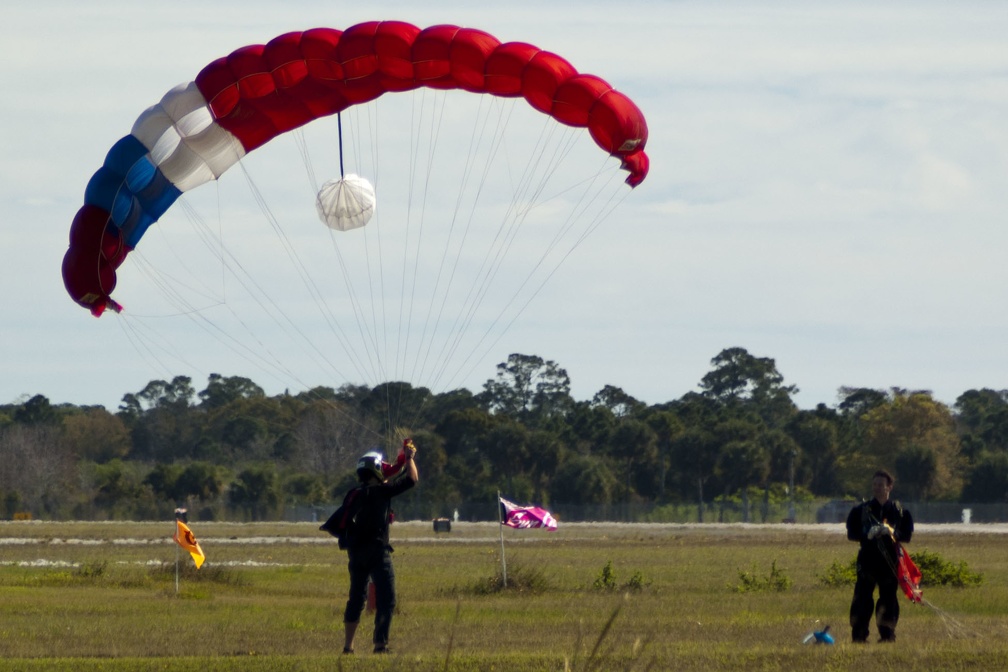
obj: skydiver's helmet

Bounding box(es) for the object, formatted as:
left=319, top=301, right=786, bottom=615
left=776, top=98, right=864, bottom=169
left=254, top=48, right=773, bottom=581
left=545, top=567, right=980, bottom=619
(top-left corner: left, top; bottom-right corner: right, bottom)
left=356, top=451, right=384, bottom=483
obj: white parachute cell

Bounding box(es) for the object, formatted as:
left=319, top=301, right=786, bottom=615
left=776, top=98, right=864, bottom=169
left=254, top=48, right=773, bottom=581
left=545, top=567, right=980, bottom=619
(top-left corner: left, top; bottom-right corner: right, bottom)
left=131, top=82, right=244, bottom=192
left=315, top=174, right=376, bottom=231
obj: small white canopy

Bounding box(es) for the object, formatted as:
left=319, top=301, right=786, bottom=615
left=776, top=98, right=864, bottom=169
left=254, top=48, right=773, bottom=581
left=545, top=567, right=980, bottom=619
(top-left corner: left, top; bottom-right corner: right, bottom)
left=315, top=174, right=376, bottom=231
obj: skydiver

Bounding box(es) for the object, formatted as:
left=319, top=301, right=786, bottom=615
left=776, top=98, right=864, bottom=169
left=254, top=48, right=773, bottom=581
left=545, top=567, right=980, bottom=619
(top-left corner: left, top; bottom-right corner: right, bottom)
left=846, top=469, right=914, bottom=643
left=340, top=439, right=418, bottom=655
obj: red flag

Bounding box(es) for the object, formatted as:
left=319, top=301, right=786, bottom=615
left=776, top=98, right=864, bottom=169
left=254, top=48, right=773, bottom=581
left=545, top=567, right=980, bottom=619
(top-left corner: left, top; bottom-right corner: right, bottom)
left=499, top=496, right=558, bottom=531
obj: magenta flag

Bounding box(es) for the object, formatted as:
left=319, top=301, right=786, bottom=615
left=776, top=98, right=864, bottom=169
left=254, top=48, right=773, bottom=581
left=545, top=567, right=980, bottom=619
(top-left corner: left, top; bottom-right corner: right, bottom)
left=499, top=496, right=558, bottom=531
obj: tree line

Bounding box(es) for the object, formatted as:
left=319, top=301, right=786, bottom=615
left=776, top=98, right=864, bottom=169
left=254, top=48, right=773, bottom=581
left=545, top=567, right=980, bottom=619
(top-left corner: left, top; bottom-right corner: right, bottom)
left=2, top=347, right=1007, bottom=521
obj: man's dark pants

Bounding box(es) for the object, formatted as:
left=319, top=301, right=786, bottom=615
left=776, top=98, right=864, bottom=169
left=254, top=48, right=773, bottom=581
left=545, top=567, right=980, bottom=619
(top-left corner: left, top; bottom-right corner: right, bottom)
left=344, top=545, right=397, bottom=649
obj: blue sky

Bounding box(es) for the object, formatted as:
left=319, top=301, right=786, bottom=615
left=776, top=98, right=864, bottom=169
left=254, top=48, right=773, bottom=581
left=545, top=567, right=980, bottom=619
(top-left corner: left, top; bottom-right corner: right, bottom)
left=2, top=1, right=1007, bottom=411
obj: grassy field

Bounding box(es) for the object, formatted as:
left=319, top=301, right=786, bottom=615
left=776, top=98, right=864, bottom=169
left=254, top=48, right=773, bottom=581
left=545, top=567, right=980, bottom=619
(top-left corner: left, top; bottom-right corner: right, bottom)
left=1, top=520, right=1006, bottom=670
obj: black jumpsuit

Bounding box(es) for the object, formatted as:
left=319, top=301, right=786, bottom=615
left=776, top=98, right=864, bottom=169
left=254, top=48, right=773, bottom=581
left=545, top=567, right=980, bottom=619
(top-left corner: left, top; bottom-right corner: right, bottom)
left=846, top=499, right=914, bottom=642
left=342, top=475, right=415, bottom=651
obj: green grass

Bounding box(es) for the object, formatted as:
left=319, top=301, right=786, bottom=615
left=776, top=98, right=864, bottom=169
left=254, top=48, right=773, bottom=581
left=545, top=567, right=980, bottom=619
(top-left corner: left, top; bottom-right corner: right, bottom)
left=1, top=521, right=1007, bottom=670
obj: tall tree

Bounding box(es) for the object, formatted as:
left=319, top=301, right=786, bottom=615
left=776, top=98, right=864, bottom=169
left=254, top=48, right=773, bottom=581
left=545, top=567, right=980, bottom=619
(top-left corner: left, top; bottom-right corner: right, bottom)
left=229, top=464, right=280, bottom=520
left=606, top=418, right=658, bottom=499
left=14, top=395, right=58, bottom=426
left=787, top=410, right=840, bottom=495
left=484, top=419, right=530, bottom=491
left=955, top=388, right=1008, bottom=453
left=961, top=452, right=1008, bottom=502
left=174, top=462, right=224, bottom=503
left=198, top=374, right=265, bottom=410
left=837, top=387, right=889, bottom=417
left=480, top=353, right=572, bottom=424
left=858, top=390, right=963, bottom=500
left=436, top=407, right=497, bottom=499
left=592, top=385, right=645, bottom=419
left=669, top=428, right=718, bottom=519
left=119, top=377, right=199, bottom=461
left=62, top=407, right=131, bottom=463
left=712, top=418, right=766, bottom=494
left=120, top=376, right=196, bottom=416
left=526, top=429, right=565, bottom=504
left=644, top=409, right=684, bottom=500
left=551, top=454, right=618, bottom=505
left=699, top=347, right=797, bottom=426
left=361, top=382, right=435, bottom=435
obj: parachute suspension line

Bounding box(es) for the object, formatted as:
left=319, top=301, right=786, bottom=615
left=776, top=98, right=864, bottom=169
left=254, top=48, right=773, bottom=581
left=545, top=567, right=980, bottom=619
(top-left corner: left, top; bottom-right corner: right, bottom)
left=325, top=104, right=390, bottom=387
left=213, top=183, right=227, bottom=305
left=356, top=89, right=433, bottom=434
left=362, top=102, right=392, bottom=388
left=400, top=88, right=481, bottom=430
left=306, top=109, right=394, bottom=388
left=402, top=90, right=458, bottom=388
left=385, top=89, right=446, bottom=433
left=234, top=160, right=375, bottom=384
left=319, top=102, right=407, bottom=433
left=295, top=121, right=399, bottom=422
left=376, top=91, right=510, bottom=430
left=159, top=168, right=387, bottom=439
left=118, top=306, right=326, bottom=431
left=322, top=222, right=389, bottom=384
left=395, top=89, right=433, bottom=384
left=363, top=102, right=406, bottom=391
left=418, top=95, right=517, bottom=391
left=293, top=129, right=319, bottom=194
left=194, top=132, right=387, bottom=396
left=536, top=146, right=627, bottom=256
left=450, top=182, right=630, bottom=391
left=292, top=120, right=388, bottom=383
left=331, top=103, right=420, bottom=444
left=428, top=100, right=561, bottom=388
left=290, top=123, right=396, bottom=424
left=326, top=101, right=392, bottom=387
left=568, top=171, right=632, bottom=246
left=122, top=185, right=242, bottom=317
left=920, top=598, right=973, bottom=639
left=170, top=198, right=364, bottom=389
left=115, top=314, right=180, bottom=381
left=415, top=97, right=524, bottom=391
left=437, top=124, right=629, bottom=390
left=119, top=205, right=360, bottom=426
left=337, top=112, right=345, bottom=179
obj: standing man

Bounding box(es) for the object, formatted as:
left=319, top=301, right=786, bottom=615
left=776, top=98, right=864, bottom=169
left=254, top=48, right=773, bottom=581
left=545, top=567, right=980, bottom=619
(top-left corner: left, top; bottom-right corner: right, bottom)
left=846, top=469, right=914, bottom=643
left=342, top=440, right=418, bottom=654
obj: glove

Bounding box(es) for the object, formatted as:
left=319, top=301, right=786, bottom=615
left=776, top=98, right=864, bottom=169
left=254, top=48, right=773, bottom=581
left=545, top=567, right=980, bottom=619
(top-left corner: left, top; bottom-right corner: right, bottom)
left=868, top=523, right=893, bottom=540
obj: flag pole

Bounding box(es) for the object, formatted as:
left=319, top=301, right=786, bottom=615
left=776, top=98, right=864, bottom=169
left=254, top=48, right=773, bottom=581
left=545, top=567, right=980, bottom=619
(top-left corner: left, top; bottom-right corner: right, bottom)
left=173, top=507, right=186, bottom=596
left=497, top=490, right=507, bottom=589
left=174, top=526, right=180, bottom=595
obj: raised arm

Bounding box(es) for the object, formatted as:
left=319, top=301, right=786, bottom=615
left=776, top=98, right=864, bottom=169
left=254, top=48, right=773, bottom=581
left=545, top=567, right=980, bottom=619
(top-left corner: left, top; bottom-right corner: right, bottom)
left=403, top=441, right=419, bottom=484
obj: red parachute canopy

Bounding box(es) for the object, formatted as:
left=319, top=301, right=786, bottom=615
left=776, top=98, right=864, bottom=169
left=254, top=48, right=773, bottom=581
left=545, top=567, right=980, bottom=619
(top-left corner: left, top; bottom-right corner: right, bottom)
left=196, top=22, right=647, bottom=179
left=896, top=543, right=923, bottom=603
left=62, top=21, right=649, bottom=316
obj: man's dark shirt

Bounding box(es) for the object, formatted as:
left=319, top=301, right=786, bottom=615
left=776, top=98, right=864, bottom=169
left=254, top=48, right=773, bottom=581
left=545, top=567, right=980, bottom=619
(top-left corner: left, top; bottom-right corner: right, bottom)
left=345, top=475, right=415, bottom=550
left=846, top=498, right=913, bottom=548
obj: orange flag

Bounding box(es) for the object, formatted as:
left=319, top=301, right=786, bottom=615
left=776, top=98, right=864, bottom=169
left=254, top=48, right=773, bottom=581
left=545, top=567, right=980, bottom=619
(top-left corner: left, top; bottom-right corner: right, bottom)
left=173, top=519, right=205, bottom=569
